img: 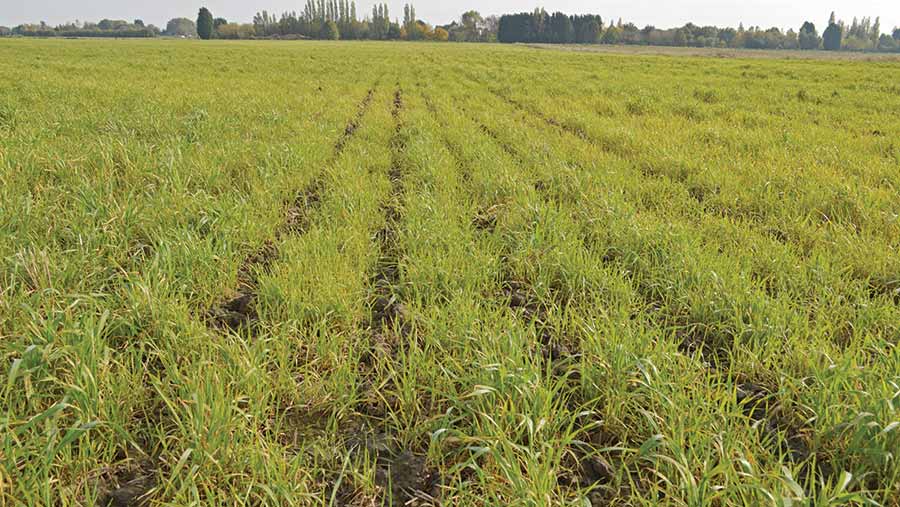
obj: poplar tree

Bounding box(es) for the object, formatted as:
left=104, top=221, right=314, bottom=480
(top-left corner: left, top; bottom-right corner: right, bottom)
left=197, top=7, right=213, bottom=39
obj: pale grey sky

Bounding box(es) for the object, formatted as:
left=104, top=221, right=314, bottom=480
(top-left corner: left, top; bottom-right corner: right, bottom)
left=2, top=0, right=899, bottom=32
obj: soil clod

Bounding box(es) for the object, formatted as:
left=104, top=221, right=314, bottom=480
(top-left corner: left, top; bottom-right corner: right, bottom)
left=376, top=450, right=442, bottom=506
left=95, top=460, right=156, bottom=507
left=207, top=292, right=257, bottom=332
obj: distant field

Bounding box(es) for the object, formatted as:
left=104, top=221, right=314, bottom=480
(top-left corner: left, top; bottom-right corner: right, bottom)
left=527, top=42, right=900, bottom=61
left=1, top=39, right=899, bottom=506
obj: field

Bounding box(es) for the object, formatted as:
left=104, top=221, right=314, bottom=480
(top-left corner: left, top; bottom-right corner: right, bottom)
left=1, top=39, right=899, bottom=506
left=527, top=43, right=900, bottom=61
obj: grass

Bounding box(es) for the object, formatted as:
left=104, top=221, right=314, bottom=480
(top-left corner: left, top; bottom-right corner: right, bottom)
left=1, top=38, right=899, bottom=506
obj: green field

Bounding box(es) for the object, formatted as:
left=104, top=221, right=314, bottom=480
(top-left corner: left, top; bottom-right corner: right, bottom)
left=1, top=39, right=899, bottom=506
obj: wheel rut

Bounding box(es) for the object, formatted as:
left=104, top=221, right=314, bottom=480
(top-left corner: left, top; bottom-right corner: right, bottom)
left=206, top=85, right=379, bottom=334
left=342, top=85, right=442, bottom=507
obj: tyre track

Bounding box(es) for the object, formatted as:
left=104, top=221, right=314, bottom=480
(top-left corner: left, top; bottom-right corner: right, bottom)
left=206, top=84, right=379, bottom=334
left=345, top=85, right=442, bottom=507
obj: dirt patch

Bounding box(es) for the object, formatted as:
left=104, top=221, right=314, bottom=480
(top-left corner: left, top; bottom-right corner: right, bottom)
left=472, top=204, right=501, bottom=233
left=207, top=292, right=257, bottom=332
left=206, top=241, right=278, bottom=333
left=556, top=419, right=650, bottom=506
left=558, top=451, right=616, bottom=505
left=237, top=240, right=278, bottom=287
left=94, top=458, right=156, bottom=507
left=365, top=86, right=410, bottom=335
left=502, top=278, right=578, bottom=375
left=284, top=183, right=323, bottom=236
left=370, top=294, right=410, bottom=332
left=867, top=277, right=900, bottom=304
left=334, top=88, right=376, bottom=155
left=377, top=450, right=442, bottom=506
left=676, top=325, right=733, bottom=370
left=392, top=89, right=403, bottom=124
left=735, top=382, right=811, bottom=464
left=343, top=429, right=442, bottom=506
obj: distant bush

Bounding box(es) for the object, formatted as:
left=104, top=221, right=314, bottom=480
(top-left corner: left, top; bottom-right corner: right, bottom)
left=216, top=23, right=256, bottom=40
left=165, top=18, right=197, bottom=37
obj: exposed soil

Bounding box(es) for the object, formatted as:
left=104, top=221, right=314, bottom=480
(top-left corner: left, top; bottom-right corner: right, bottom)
left=283, top=182, right=323, bottom=236
left=472, top=204, right=501, bottom=233
left=377, top=450, right=442, bottom=506
left=734, top=381, right=811, bottom=464
left=94, top=458, right=156, bottom=507
left=207, top=292, right=257, bottom=332
left=868, top=278, right=900, bottom=304
left=206, top=241, right=279, bottom=333
left=366, top=86, right=410, bottom=336
left=676, top=325, right=733, bottom=370
left=343, top=428, right=442, bottom=506
left=501, top=278, right=578, bottom=376
left=334, top=88, right=376, bottom=155
left=237, top=240, right=279, bottom=287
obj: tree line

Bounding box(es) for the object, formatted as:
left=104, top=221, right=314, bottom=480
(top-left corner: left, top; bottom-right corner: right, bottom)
left=5, top=19, right=161, bottom=38
left=497, top=9, right=900, bottom=52
left=2, top=5, right=899, bottom=52
left=246, top=3, right=451, bottom=41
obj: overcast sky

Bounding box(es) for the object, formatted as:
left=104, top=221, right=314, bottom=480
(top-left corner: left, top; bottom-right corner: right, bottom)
left=3, top=1, right=899, bottom=32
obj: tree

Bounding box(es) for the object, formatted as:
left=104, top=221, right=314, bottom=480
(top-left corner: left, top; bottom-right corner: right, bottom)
left=166, top=18, right=197, bottom=37
left=217, top=23, right=255, bottom=39
left=823, top=23, right=842, bottom=50
left=878, top=34, right=898, bottom=51
left=601, top=26, right=621, bottom=44
left=197, top=7, right=214, bottom=40
left=798, top=21, right=820, bottom=49
left=214, top=18, right=228, bottom=30
left=828, top=12, right=836, bottom=26
left=433, top=27, right=449, bottom=41
left=460, top=10, right=483, bottom=41
left=573, top=15, right=602, bottom=43
left=498, top=13, right=534, bottom=43
left=403, top=4, right=421, bottom=40
left=134, top=19, right=145, bottom=27
left=894, top=27, right=900, bottom=40
left=549, top=12, right=574, bottom=43
left=388, top=22, right=401, bottom=40
left=320, top=20, right=340, bottom=39
left=482, top=15, right=499, bottom=42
